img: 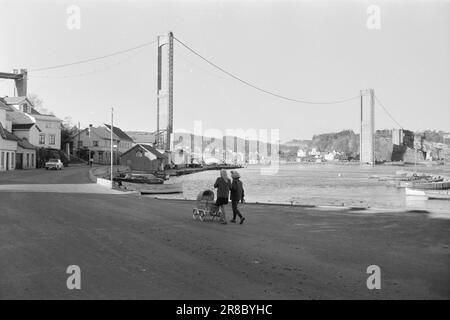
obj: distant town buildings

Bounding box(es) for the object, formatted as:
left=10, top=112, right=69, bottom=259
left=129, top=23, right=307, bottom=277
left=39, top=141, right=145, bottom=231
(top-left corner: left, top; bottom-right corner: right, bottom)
left=71, top=124, right=134, bottom=165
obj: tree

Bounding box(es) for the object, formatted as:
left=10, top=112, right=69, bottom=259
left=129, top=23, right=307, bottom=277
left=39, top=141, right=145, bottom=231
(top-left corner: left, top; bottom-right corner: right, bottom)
left=27, top=93, right=54, bottom=115
left=60, top=117, right=78, bottom=151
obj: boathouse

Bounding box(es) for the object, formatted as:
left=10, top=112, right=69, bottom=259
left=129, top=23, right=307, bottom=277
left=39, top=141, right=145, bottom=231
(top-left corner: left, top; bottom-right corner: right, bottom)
left=120, top=144, right=168, bottom=172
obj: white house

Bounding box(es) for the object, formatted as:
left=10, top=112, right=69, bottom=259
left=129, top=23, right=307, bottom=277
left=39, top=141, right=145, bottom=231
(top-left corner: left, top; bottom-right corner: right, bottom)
left=324, top=152, right=336, bottom=161
left=1, top=96, right=62, bottom=150
left=310, top=148, right=320, bottom=157
left=297, top=149, right=307, bottom=158
left=0, top=105, right=18, bottom=171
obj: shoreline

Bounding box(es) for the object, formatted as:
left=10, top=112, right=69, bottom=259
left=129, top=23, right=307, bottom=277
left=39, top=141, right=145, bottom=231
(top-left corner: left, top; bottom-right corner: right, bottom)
left=135, top=195, right=450, bottom=218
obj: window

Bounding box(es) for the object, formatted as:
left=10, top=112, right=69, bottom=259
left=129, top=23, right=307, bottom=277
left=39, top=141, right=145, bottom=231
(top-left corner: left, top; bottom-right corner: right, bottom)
left=46, top=122, right=52, bottom=128
left=49, top=135, right=56, bottom=145
left=22, top=104, right=29, bottom=113
left=98, top=152, right=103, bottom=163
left=77, top=140, right=83, bottom=148
left=31, top=154, right=34, bottom=167
left=27, top=154, right=30, bottom=167
left=93, top=141, right=99, bottom=147
left=1, top=151, right=4, bottom=167
left=39, top=134, right=45, bottom=144
left=11, top=152, right=14, bottom=168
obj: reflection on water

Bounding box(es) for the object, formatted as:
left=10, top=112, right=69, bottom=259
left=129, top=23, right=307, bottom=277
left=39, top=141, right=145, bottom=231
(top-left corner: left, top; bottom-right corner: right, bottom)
left=153, top=164, right=450, bottom=212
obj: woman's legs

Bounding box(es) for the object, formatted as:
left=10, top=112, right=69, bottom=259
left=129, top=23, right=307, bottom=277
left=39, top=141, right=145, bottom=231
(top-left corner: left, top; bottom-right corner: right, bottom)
left=220, top=205, right=227, bottom=223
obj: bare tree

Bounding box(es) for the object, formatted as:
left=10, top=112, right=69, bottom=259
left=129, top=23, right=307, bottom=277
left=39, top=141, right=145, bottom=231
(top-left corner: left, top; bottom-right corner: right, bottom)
left=27, top=93, right=54, bottom=115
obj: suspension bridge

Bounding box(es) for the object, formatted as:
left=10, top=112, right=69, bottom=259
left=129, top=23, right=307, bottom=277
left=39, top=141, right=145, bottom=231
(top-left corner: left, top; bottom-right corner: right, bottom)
left=0, top=31, right=404, bottom=165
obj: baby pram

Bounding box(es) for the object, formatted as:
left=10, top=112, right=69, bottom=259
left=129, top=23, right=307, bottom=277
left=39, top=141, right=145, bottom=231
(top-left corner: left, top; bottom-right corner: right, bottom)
left=192, top=189, right=225, bottom=222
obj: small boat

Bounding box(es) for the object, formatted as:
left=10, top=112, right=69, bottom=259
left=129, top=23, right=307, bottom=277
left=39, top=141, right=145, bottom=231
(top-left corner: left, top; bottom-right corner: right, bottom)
left=410, top=181, right=450, bottom=190
left=384, top=161, right=405, bottom=166
left=424, top=190, right=450, bottom=200
left=396, top=176, right=446, bottom=188
left=405, top=188, right=450, bottom=200
left=405, top=188, right=426, bottom=196
left=114, top=173, right=164, bottom=184
left=121, top=181, right=183, bottom=194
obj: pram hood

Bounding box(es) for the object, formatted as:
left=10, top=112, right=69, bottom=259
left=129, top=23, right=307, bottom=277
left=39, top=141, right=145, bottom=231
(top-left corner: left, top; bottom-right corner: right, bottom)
left=196, top=189, right=215, bottom=202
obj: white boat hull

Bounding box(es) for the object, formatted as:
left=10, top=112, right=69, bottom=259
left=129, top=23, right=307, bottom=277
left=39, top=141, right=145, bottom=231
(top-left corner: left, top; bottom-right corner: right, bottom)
left=405, top=188, right=426, bottom=196
left=424, top=190, right=450, bottom=200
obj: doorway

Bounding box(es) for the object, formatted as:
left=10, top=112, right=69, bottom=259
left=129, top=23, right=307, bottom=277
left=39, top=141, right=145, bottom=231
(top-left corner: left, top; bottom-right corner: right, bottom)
left=16, top=153, right=23, bottom=170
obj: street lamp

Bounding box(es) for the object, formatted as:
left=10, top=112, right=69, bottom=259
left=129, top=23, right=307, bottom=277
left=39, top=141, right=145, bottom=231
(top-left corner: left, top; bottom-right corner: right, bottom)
left=110, top=108, right=114, bottom=188
left=88, top=124, right=92, bottom=166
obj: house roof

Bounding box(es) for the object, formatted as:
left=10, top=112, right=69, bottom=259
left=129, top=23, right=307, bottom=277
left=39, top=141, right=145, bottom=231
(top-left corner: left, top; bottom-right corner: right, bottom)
left=2, top=97, right=61, bottom=121
left=12, top=123, right=35, bottom=130
left=2, top=96, right=33, bottom=106
left=72, top=126, right=120, bottom=141
left=33, top=113, right=61, bottom=122
left=0, top=122, right=19, bottom=142
left=104, top=124, right=133, bottom=142
left=5, top=108, right=35, bottom=125
left=121, top=143, right=167, bottom=159
left=30, top=108, right=41, bottom=115
left=17, top=138, right=37, bottom=150
left=0, top=99, right=13, bottom=111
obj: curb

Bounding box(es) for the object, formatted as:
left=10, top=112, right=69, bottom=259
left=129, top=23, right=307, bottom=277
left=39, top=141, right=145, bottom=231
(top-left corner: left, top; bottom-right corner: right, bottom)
left=141, top=197, right=440, bottom=215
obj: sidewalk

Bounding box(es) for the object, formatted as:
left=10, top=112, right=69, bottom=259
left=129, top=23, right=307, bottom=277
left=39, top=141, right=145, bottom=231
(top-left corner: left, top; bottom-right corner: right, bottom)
left=0, top=183, right=132, bottom=194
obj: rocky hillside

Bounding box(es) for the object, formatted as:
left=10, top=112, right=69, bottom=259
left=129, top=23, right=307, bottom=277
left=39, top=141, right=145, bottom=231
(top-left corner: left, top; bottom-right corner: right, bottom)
left=282, top=129, right=450, bottom=162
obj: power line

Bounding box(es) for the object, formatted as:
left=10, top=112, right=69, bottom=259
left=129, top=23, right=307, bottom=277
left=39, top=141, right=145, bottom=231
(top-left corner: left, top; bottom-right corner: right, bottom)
left=173, top=36, right=360, bottom=105
left=374, top=94, right=403, bottom=129
left=30, top=39, right=157, bottom=72
left=30, top=47, right=148, bottom=79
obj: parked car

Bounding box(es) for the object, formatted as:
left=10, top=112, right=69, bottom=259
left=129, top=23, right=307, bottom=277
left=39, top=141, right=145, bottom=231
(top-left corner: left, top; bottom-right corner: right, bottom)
left=45, top=159, right=63, bottom=170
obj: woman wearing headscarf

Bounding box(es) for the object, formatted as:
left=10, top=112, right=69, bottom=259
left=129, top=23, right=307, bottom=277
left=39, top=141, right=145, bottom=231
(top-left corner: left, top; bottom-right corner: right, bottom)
left=214, top=169, right=231, bottom=224
left=230, top=170, right=245, bottom=224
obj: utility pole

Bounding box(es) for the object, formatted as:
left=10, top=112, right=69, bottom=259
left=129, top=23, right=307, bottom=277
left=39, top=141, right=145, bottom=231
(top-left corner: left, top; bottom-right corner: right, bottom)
left=88, top=124, right=92, bottom=166
left=360, top=90, right=363, bottom=163
left=110, top=107, right=114, bottom=188
left=77, top=121, right=80, bottom=158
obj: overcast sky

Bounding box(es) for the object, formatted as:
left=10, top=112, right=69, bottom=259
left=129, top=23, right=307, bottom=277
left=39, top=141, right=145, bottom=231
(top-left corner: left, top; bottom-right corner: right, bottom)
left=0, top=0, right=449, bottom=141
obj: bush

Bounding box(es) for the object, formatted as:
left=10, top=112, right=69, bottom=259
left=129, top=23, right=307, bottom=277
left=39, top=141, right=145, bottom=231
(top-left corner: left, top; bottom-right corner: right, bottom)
left=36, top=148, right=69, bottom=168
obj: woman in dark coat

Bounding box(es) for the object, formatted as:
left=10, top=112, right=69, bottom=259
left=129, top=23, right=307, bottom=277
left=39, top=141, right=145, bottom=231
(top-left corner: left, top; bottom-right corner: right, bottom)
left=230, top=170, right=245, bottom=224
left=214, top=169, right=231, bottom=224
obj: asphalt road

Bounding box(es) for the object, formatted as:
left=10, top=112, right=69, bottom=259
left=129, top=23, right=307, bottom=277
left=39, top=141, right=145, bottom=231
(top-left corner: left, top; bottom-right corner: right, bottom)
left=0, top=165, right=92, bottom=185
left=1, top=184, right=449, bottom=299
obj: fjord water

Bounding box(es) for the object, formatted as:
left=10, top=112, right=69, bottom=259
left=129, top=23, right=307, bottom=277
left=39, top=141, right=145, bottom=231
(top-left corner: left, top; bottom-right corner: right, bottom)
left=162, top=164, right=450, bottom=213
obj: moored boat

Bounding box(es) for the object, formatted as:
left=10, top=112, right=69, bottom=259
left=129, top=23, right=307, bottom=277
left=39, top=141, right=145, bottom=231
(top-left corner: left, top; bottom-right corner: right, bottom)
left=410, top=181, right=450, bottom=190
left=121, top=181, right=183, bottom=194
left=405, top=188, right=426, bottom=196
left=424, top=190, right=450, bottom=200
